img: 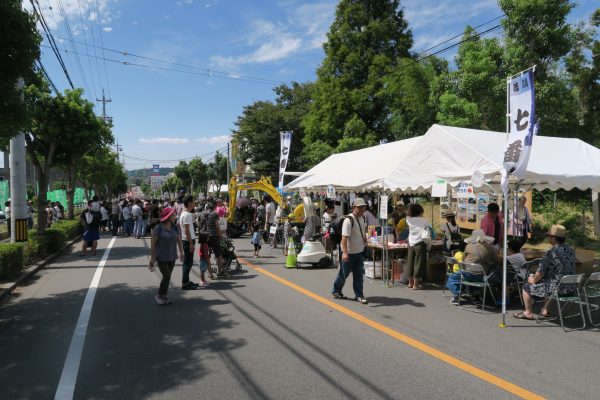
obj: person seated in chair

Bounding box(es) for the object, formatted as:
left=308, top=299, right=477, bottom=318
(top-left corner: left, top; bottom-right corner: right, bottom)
left=445, top=230, right=499, bottom=305
left=513, top=225, right=575, bottom=321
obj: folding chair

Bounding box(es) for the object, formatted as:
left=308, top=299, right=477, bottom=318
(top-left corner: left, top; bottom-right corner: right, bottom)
left=536, top=274, right=586, bottom=332
left=442, top=256, right=457, bottom=298
left=583, top=272, right=600, bottom=327
left=513, top=259, right=542, bottom=306
left=458, top=262, right=497, bottom=313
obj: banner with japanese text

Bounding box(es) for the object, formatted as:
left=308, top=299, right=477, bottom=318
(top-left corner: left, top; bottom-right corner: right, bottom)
left=278, top=131, right=292, bottom=188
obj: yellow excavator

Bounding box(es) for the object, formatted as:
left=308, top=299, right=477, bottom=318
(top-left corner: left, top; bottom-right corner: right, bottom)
left=227, top=176, right=304, bottom=226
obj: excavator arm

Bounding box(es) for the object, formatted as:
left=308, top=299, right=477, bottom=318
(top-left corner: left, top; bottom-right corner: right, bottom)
left=227, top=176, right=283, bottom=223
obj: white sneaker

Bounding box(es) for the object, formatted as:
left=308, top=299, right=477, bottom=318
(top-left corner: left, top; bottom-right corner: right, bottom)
left=155, top=294, right=166, bottom=305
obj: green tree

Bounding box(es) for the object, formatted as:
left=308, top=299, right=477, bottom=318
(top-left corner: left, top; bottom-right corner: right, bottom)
left=303, top=0, right=413, bottom=161
left=431, top=27, right=505, bottom=131
left=232, top=82, right=312, bottom=178
left=78, top=147, right=127, bottom=198
left=53, top=90, right=113, bottom=219
left=207, top=151, right=229, bottom=197
left=383, top=57, right=448, bottom=139
left=173, top=161, right=191, bottom=189
left=162, top=175, right=181, bottom=196
left=188, top=158, right=207, bottom=195
left=0, top=0, right=40, bottom=139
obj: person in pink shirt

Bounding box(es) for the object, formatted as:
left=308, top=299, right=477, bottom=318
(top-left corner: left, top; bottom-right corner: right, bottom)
left=215, top=198, right=228, bottom=218
left=480, top=202, right=503, bottom=248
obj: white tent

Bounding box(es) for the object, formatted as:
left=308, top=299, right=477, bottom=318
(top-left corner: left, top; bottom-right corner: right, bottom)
left=388, top=124, right=600, bottom=193
left=285, top=136, right=421, bottom=192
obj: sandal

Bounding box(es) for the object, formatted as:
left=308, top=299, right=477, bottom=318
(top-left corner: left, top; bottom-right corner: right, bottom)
left=513, top=312, right=534, bottom=320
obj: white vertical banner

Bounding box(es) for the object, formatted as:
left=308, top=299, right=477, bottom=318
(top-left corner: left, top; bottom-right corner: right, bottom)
left=279, top=131, right=292, bottom=188
left=503, top=69, right=539, bottom=189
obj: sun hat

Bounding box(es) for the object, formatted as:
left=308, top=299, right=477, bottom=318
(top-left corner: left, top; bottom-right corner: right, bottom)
left=464, top=229, right=494, bottom=244
left=160, top=207, right=176, bottom=222
left=546, top=224, right=567, bottom=238
left=442, top=210, right=455, bottom=218
left=352, top=198, right=367, bottom=208
left=396, top=200, right=404, bottom=206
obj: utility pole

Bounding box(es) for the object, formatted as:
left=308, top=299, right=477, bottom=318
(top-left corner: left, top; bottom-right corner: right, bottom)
left=226, top=142, right=230, bottom=189
left=96, top=89, right=112, bottom=124
left=10, top=79, right=28, bottom=242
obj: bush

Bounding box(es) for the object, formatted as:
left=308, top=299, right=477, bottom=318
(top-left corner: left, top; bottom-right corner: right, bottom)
left=0, top=243, right=25, bottom=279
left=51, top=220, right=83, bottom=239
left=27, top=220, right=82, bottom=261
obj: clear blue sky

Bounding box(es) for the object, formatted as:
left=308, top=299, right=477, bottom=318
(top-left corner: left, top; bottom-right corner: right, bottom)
left=26, top=0, right=598, bottom=170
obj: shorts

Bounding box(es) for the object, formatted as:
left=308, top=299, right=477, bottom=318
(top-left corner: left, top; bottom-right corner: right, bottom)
left=208, top=236, right=222, bottom=257
left=199, top=258, right=209, bottom=273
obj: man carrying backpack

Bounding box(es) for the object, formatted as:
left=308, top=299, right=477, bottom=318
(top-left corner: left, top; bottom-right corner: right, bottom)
left=331, top=198, right=369, bottom=304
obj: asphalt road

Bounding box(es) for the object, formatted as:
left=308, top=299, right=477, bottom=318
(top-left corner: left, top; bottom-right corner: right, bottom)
left=1, top=233, right=599, bottom=399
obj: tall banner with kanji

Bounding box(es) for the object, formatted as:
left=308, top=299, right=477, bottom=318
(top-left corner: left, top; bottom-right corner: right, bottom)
left=504, top=69, right=538, bottom=177
left=278, top=131, right=292, bottom=188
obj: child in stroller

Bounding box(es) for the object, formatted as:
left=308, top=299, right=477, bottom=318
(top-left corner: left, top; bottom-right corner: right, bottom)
left=211, top=236, right=243, bottom=274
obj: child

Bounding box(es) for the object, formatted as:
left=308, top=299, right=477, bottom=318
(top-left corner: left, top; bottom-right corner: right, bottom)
left=251, top=223, right=262, bottom=258
left=198, top=240, right=211, bottom=285
left=507, top=239, right=526, bottom=278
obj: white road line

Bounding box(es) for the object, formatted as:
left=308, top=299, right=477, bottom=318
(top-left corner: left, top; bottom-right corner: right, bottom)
left=54, top=236, right=117, bottom=400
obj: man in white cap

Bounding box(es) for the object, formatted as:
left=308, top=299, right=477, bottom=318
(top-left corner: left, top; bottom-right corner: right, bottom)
left=331, top=198, right=369, bottom=304
left=445, top=229, right=499, bottom=305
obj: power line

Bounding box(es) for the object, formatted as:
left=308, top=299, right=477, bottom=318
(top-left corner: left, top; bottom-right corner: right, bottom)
left=36, top=60, right=59, bottom=93
left=93, top=0, right=112, bottom=107
left=123, top=145, right=229, bottom=163
left=52, top=35, right=284, bottom=85
left=416, top=15, right=504, bottom=55
left=85, top=0, right=105, bottom=100
left=76, top=0, right=98, bottom=101
left=55, top=0, right=94, bottom=101
left=29, top=0, right=75, bottom=89
left=41, top=45, right=278, bottom=85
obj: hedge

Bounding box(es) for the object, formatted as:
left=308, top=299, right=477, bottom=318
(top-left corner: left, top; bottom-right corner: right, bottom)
left=0, top=243, right=26, bottom=279
left=0, top=219, right=82, bottom=280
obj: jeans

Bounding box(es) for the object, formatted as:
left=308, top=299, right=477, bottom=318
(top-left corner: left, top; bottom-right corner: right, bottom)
left=332, top=252, right=364, bottom=298
left=133, top=218, right=144, bottom=237
left=446, top=271, right=483, bottom=297
left=124, top=218, right=133, bottom=236
left=182, top=240, right=195, bottom=284
left=157, top=261, right=175, bottom=296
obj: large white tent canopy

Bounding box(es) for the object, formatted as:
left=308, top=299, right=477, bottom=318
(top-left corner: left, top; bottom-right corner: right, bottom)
left=285, top=136, right=421, bottom=192
left=286, top=124, right=600, bottom=193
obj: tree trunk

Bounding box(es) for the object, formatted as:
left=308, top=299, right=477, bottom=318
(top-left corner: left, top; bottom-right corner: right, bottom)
left=35, top=164, right=49, bottom=233
left=66, top=166, right=76, bottom=220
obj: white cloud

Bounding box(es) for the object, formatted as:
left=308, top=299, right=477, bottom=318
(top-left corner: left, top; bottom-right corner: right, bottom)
left=102, top=26, right=113, bottom=32
left=24, top=0, right=116, bottom=32
left=140, top=138, right=191, bottom=145
left=210, top=1, right=336, bottom=68
left=195, top=135, right=231, bottom=144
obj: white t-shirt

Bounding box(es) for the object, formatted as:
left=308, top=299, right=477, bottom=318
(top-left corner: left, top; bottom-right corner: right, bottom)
left=5, top=207, right=11, bottom=219
left=179, top=210, right=196, bottom=241
left=100, top=206, right=109, bottom=221
left=342, top=214, right=366, bottom=255
left=322, top=211, right=334, bottom=233
left=406, top=216, right=431, bottom=247
left=266, top=202, right=276, bottom=223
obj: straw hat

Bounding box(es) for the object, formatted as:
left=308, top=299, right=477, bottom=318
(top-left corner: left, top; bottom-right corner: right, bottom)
left=160, top=207, right=176, bottom=222
left=464, top=229, right=494, bottom=244
left=396, top=200, right=405, bottom=206
left=546, top=224, right=567, bottom=238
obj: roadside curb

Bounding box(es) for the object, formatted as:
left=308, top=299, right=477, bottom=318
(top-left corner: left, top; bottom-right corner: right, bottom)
left=0, top=235, right=83, bottom=303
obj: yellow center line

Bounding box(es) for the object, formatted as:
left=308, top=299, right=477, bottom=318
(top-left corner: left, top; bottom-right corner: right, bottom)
left=238, top=257, right=545, bottom=400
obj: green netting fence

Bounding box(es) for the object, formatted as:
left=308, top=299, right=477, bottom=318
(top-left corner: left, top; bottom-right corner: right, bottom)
left=0, top=181, right=93, bottom=207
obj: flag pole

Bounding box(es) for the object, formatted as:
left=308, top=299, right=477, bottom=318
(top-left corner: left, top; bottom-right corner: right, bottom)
left=500, top=75, right=511, bottom=328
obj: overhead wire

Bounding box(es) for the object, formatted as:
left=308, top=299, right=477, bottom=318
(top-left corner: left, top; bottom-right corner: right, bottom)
left=56, top=0, right=94, bottom=101
left=93, top=0, right=112, bottom=107
left=29, top=0, right=75, bottom=89
left=52, top=35, right=284, bottom=85
left=123, top=145, right=229, bottom=163
left=85, top=0, right=105, bottom=100
left=41, top=45, right=279, bottom=85
left=76, top=0, right=98, bottom=101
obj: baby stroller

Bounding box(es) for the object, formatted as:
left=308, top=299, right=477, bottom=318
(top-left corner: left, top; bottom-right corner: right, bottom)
left=212, top=237, right=243, bottom=274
